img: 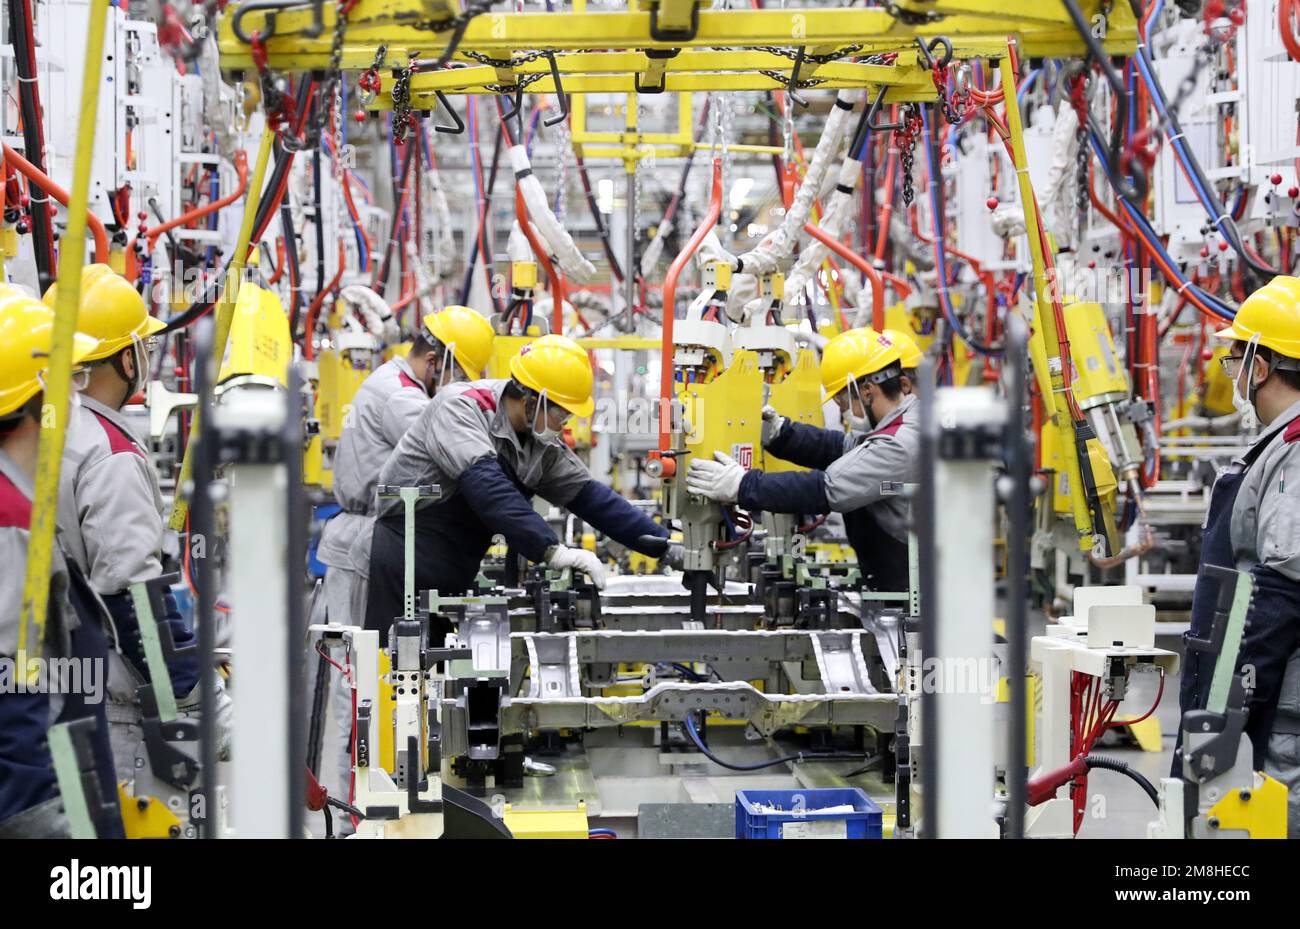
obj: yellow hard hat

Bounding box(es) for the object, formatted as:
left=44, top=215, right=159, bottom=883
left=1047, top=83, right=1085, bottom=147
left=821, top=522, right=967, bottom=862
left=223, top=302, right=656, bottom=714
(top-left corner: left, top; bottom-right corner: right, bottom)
left=423, top=305, right=495, bottom=377
left=820, top=328, right=904, bottom=398
left=509, top=334, right=595, bottom=418
left=42, top=263, right=164, bottom=362
left=0, top=291, right=99, bottom=417
left=882, top=328, right=923, bottom=369
left=1215, top=276, right=1300, bottom=360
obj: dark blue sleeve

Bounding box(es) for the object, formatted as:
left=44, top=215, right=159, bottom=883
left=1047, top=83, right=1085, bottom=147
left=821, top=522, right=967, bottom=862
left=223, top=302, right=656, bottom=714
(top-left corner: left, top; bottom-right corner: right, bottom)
left=767, top=420, right=848, bottom=471
left=737, top=468, right=830, bottom=516
left=459, top=457, right=560, bottom=562
left=566, top=480, right=668, bottom=554
left=1239, top=565, right=1300, bottom=768
left=0, top=693, right=59, bottom=827
left=102, top=589, right=199, bottom=699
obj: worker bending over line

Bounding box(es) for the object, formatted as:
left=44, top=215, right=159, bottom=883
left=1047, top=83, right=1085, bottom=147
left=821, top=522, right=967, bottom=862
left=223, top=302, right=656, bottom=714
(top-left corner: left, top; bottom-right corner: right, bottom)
left=48, top=266, right=229, bottom=791
left=1181, top=276, right=1300, bottom=836
left=686, top=329, right=918, bottom=593
left=318, top=305, right=496, bottom=625
left=0, top=293, right=121, bottom=838
left=312, top=305, right=493, bottom=823
left=366, top=334, right=681, bottom=640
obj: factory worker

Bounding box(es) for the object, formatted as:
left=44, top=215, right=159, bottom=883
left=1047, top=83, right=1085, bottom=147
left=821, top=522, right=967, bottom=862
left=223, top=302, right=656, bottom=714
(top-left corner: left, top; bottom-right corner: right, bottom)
left=1180, top=276, right=1300, bottom=836
left=312, top=305, right=493, bottom=823
left=319, top=305, right=496, bottom=625
left=0, top=293, right=122, bottom=838
left=882, top=327, right=924, bottom=396
left=687, top=329, right=918, bottom=592
left=365, top=334, right=681, bottom=639
left=46, top=265, right=230, bottom=790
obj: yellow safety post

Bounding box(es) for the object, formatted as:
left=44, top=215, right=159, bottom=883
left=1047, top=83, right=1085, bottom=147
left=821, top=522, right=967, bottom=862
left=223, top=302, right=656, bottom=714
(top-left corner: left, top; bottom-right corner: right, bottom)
left=18, top=0, right=110, bottom=660
left=998, top=50, right=1098, bottom=555
left=168, top=124, right=277, bottom=530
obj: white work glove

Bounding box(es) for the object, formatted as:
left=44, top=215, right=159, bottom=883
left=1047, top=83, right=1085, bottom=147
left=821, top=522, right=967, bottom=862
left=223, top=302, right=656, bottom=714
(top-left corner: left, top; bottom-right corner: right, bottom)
left=684, top=451, right=746, bottom=504
left=661, top=541, right=686, bottom=571
left=178, top=675, right=233, bottom=761
left=546, top=544, right=608, bottom=590
left=761, top=405, right=787, bottom=448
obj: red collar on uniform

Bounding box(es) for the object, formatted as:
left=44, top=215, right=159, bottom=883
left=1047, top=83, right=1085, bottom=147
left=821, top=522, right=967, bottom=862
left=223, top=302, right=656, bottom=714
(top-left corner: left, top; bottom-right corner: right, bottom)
left=0, top=471, right=32, bottom=528
left=91, top=410, right=145, bottom=459
left=463, top=387, right=498, bottom=412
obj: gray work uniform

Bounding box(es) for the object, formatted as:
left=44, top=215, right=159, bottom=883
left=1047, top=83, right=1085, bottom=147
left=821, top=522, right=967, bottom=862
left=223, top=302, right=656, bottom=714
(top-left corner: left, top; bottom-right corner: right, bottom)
left=59, top=393, right=204, bottom=788
left=1225, top=397, right=1300, bottom=835
left=366, top=378, right=667, bottom=634
left=746, top=393, right=919, bottom=591
left=312, top=356, right=427, bottom=819
left=0, top=451, right=78, bottom=838
left=317, top=355, right=429, bottom=623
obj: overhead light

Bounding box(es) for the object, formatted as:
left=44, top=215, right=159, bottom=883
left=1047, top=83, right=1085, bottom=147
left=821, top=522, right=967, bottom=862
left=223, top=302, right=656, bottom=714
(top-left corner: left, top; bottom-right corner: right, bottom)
left=597, top=178, right=614, bottom=214
left=729, top=177, right=755, bottom=209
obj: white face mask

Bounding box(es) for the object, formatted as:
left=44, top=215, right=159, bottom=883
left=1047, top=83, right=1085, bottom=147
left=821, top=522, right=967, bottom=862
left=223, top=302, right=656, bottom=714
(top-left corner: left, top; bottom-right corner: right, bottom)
left=1231, top=336, right=1261, bottom=432
left=530, top=391, right=562, bottom=444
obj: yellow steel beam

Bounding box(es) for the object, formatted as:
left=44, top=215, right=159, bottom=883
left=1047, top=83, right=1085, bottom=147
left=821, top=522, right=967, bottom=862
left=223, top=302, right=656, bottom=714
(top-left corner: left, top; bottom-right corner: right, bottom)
left=217, top=3, right=1137, bottom=73
left=372, top=74, right=938, bottom=107
left=19, top=0, right=110, bottom=661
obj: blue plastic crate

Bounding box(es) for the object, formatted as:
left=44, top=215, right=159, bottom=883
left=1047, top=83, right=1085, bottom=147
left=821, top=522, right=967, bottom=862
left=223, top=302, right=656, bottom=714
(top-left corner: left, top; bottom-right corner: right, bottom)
left=735, top=788, right=883, bottom=840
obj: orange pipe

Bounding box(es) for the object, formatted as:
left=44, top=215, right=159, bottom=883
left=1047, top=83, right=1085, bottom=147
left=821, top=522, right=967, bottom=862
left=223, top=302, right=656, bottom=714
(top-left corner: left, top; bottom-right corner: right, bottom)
left=144, top=150, right=249, bottom=249
left=655, top=158, right=723, bottom=463
left=514, top=187, right=567, bottom=332
left=804, top=222, right=885, bottom=330
left=3, top=143, right=109, bottom=263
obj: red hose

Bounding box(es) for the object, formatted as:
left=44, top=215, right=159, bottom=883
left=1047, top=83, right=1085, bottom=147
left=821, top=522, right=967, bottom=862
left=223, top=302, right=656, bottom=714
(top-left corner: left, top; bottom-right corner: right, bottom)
left=3, top=143, right=109, bottom=263
left=514, top=187, right=569, bottom=332
left=804, top=222, right=885, bottom=329
left=655, top=158, right=724, bottom=464
left=302, top=240, right=346, bottom=360
left=1282, top=0, right=1300, bottom=62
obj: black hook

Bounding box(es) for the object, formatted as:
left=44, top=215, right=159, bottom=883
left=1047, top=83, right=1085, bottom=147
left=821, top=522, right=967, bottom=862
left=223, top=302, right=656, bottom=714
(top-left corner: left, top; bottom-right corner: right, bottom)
left=785, top=46, right=810, bottom=109
left=498, top=86, right=525, bottom=141
left=231, top=0, right=324, bottom=45
left=542, top=53, right=570, bottom=128
left=433, top=91, right=465, bottom=134
left=864, top=86, right=905, bottom=132
left=915, top=36, right=954, bottom=71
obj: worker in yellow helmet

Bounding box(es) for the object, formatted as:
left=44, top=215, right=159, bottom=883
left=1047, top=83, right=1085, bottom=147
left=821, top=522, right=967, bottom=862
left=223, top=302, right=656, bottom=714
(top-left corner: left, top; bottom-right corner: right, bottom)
left=49, top=265, right=230, bottom=796
left=693, top=329, right=919, bottom=592
left=314, top=303, right=495, bottom=819
left=1180, top=276, right=1300, bottom=834
left=366, top=334, right=679, bottom=638
left=321, top=304, right=497, bottom=626
left=0, top=291, right=124, bottom=838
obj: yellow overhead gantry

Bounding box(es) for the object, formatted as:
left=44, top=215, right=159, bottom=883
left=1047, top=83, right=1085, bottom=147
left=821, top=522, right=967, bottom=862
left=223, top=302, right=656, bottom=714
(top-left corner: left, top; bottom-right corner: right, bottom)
left=216, top=1, right=1138, bottom=76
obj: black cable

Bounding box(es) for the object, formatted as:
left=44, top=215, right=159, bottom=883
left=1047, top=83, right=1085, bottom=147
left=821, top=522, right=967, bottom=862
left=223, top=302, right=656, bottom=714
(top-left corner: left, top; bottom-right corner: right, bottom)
left=282, top=197, right=304, bottom=336
left=1084, top=754, right=1160, bottom=807
left=457, top=122, right=505, bottom=308
left=683, top=711, right=870, bottom=771
left=9, top=0, right=55, bottom=290
left=312, top=138, right=325, bottom=299
left=375, top=135, right=416, bottom=298
left=574, top=153, right=627, bottom=283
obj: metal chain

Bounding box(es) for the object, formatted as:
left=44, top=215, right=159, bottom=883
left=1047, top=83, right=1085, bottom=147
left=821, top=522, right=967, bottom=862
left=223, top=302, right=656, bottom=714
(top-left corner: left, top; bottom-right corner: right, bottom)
left=758, top=69, right=825, bottom=90
left=894, top=106, right=923, bottom=207
left=310, top=0, right=354, bottom=148
left=883, top=1, right=945, bottom=25
left=752, top=44, right=863, bottom=64
left=484, top=72, right=547, bottom=94
left=391, top=53, right=419, bottom=144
